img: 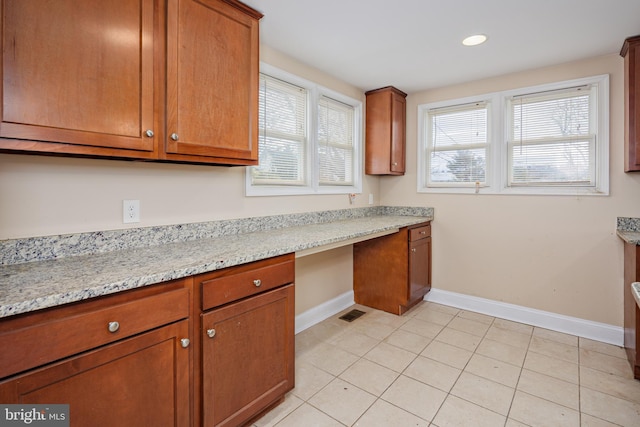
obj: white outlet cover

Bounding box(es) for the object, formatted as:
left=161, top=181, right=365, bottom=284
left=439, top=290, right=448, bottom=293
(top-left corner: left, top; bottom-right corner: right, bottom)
left=123, top=200, right=140, bottom=223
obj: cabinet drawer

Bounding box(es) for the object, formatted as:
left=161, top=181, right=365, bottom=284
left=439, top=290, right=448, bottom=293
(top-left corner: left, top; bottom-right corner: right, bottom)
left=409, top=223, right=431, bottom=241
left=201, top=255, right=295, bottom=310
left=0, top=287, right=190, bottom=379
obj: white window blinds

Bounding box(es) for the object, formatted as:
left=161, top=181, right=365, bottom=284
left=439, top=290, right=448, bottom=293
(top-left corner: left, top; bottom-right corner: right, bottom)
left=251, top=74, right=307, bottom=185
left=318, top=96, right=355, bottom=186
left=508, top=85, right=596, bottom=186
left=426, top=102, right=488, bottom=185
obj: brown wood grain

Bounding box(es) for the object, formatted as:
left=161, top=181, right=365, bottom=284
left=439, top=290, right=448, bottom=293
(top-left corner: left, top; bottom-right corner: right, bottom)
left=365, top=86, right=407, bottom=175
left=354, top=223, right=431, bottom=315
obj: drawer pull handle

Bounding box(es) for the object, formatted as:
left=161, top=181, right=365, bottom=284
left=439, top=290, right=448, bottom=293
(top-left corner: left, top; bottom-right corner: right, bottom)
left=180, top=338, right=190, bottom=348
left=411, top=248, right=416, bottom=253
left=108, top=321, right=120, bottom=333
left=207, top=329, right=216, bottom=338
left=253, top=279, right=262, bottom=287
left=420, top=231, right=426, bottom=235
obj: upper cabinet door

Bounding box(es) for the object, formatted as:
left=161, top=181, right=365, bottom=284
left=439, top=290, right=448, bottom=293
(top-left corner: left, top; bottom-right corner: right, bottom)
left=365, top=86, right=407, bottom=175
left=0, top=0, right=156, bottom=157
left=164, top=0, right=262, bottom=165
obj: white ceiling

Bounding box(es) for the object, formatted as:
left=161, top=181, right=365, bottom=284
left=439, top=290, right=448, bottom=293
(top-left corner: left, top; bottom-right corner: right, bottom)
left=242, top=0, right=640, bottom=94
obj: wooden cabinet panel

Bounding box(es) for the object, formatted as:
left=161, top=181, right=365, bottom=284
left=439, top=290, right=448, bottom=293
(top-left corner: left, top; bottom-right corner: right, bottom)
left=365, top=86, right=407, bottom=175
left=354, top=222, right=431, bottom=315
left=0, top=0, right=156, bottom=157
left=164, top=0, right=260, bottom=164
left=0, top=320, right=191, bottom=427
left=0, top=0, right=262, bottom=165
left=0, top=286, right=189, bottom=379
left=622, top=35, right=640, bottom=172
left=201, top=254, right=295, bottom=310
left=623, top=242, right=640, bottom=379
left=201, top=284, right=295, bottom=427
left=409, top=236, right=431, bottom=306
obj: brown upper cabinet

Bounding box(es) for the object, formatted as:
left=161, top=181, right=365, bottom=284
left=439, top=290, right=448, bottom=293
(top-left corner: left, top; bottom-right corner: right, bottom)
left=622, top=35, right=640, bottom=172
left=0, top=0, right=262, bottom=166
left=365, top=86, right=407, bottom=175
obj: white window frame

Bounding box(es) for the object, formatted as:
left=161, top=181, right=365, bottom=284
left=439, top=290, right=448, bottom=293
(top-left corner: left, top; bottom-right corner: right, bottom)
left=246, top=63, right=362, bottom=197
left=417, top=74, right=609, bottom=196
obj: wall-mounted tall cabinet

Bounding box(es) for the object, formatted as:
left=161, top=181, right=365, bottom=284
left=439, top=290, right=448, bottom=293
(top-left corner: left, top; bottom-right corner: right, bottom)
left=365, top=86, right=407, bottom=175
left=0, top=0, right=261, bottom=165
left=622, top=35, right=640, bottom=172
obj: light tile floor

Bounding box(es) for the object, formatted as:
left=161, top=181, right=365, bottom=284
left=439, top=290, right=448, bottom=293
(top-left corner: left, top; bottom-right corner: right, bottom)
left=253, top=302, right=640, bottom=427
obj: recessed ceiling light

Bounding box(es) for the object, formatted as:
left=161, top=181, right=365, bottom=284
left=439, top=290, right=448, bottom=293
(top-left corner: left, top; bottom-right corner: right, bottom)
left=462, top=34, right=487, bottom=46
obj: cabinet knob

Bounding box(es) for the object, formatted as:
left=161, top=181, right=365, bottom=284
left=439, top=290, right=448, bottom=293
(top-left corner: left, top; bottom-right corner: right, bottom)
left=180, top=338, right=190, bottom=348
left=170, top=133, right=179, bottom=141
left=206, top=329, right=216, bottom=338
left=253, top=279, right=262, bottom=287
left=144, top=129, right=154, bottom=138
left=393, top=162, right=398, bottom=166
left=108, top=321, right=120, bottom=333
left=411, top=248, right=416, bottom=253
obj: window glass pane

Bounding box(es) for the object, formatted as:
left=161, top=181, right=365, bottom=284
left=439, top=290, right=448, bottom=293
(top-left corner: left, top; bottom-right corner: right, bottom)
left=318, top=96, right=354, bottom=185
left=252, top=74, right=307, bottom=185
left=509, top=86, right=595, bottom=187
left=428, top=104, right=487, bottom=184
left=511, top=140, right=593, bottom=185
left=430, top=148, right=486, bottom=183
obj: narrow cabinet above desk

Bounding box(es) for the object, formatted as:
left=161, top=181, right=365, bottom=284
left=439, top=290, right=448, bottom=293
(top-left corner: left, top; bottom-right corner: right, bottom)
left=0, top=0, right=262, bottom=165
left=365, top=86, right=407, bottom=175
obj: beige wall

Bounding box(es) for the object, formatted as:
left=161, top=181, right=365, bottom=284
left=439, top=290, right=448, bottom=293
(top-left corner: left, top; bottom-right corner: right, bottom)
left=380, top=53, right=640, bottom=327
left=0, top=46, right=367, bottom=313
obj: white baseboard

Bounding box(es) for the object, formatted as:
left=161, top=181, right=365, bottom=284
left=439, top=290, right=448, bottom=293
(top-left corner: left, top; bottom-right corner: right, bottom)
left=425, top=288, right=624, bottom=346
left=295, top=291, right=355, bottom=334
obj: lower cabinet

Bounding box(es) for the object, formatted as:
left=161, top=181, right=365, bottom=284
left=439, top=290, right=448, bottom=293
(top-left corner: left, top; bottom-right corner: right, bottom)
left=0, top=279, right=192, bottom=427
left=197, top=254, right=295, bottom=427
left=0, top=321, right=191, bottom=427
left=354, top=222, right=431, bottom=315
left=624, top=242, right=640, bottom=379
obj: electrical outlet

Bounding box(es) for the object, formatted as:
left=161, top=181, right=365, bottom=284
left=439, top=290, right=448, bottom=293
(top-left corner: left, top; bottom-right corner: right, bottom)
left=123, top=200, right=140, bottom=223
left=368, top=194, right=374, bottom=205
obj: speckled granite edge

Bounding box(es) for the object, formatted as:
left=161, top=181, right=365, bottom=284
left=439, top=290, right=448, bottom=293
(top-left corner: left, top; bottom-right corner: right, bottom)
left=616, top=217, right=640, bottom=245
left=0, top=206, right=433, bottom=266
left=0, top=212, right=433, bottom=318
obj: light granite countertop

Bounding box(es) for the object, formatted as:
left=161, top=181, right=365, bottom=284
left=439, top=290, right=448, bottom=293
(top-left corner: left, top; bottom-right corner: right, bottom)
left=0, top=206, right=433, bottom=319
left=617, top=217, right=640, bottom=245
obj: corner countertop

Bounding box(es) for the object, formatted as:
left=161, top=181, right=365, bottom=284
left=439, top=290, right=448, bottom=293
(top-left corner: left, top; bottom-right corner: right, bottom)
left=0, top=206, right=433, bottom=319
left=633, top=283, right=640, bottom=307
left=616, top=217, right=640, bottom=245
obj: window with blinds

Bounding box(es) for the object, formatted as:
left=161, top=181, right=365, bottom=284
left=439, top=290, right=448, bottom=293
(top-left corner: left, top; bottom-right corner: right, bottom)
left=247, top=65, right=362, bottom=196
left=318, top=96, right=355, bottom=186
left=251, top=74, right=307, bottom=185
left=417, top=74, right=608, bottom=195
left=507, top=85, right=596, bottom=187
left=426, top=102, right=488, bottom=186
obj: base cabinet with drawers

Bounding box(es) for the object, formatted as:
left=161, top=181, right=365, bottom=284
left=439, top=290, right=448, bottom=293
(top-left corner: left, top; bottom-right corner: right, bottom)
left=196, top=254, right=295, bottom=427
left=354, top=222, right=431, bottom=315
left=0, top=279, right=192, bottom=427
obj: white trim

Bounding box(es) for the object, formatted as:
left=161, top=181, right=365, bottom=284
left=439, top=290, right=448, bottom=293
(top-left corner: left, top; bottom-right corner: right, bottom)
left=295, top=290, right=354, bottom=334
left=425, top=288, right=623, bottom=346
